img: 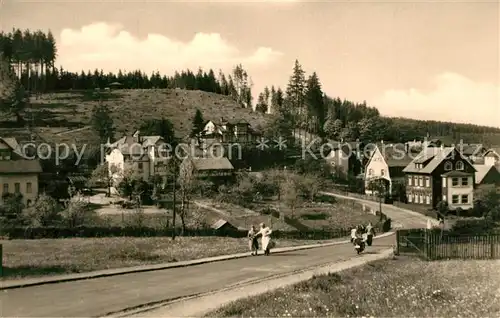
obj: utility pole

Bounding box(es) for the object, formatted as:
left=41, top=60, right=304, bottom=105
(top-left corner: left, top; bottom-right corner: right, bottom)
left=172, top=166, right=177, bottom=240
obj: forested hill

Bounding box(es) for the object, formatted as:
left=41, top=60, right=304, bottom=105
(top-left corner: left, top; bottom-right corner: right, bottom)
left=1, top=28, right=499, bottom=146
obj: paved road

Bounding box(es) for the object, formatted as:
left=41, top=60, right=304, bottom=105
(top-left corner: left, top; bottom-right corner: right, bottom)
left=1, top=236, right=394, bottom=317
left=320, top=191, right=437, bottom=229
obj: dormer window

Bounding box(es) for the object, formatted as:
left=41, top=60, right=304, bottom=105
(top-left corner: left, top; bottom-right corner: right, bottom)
left=456, top=161, right=464, bottom=170
left=444, top=161, right=452, bottom=171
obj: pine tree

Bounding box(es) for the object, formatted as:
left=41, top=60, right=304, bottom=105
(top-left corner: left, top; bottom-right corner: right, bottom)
left=190, top=109, right=205, bottom=138
left=285, top=60, right=307, bottom=139
left=305, top=72, right=325, bottom=136
left=255, top=92, right=268, bottom=114
left=91, top=102, right=115, bottom=143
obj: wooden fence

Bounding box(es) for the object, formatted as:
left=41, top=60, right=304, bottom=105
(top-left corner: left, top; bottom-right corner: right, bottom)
left=396, top=229, right=500, bottom=260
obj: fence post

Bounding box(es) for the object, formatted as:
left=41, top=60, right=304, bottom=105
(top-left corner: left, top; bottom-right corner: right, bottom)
left=0, top=243, right=2, bottom=277
left=491, top=235, right=496, bottom=259
left=395, top=230, right=400, bottom=256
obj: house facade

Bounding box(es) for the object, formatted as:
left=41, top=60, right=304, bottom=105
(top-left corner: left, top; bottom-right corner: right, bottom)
left=200, top=118, right=260, bottom=147
left=105, top=132, right=171, bottom=184
left=0, top=137, right=42, bottom=206
left=403, top=146, right=475, bottom=210
left=364, top=143, right=413, bottom=196
left=324, top=141, right=363, bottom=179
left=180, top=157, right=235, bottom=184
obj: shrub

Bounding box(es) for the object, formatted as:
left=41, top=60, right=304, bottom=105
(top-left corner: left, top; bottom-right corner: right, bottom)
left=449, top=219, right=495, bottom=235
left=382, top=218, right=392, bottom=232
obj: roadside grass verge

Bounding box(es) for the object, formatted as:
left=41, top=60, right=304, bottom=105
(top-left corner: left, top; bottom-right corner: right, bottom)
left=0, top=237, right=334, bottom=280
left=208, top=257, right=500, bottom=317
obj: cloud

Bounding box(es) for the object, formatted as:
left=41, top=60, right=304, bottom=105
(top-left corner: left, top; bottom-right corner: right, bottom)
left=57, top=22, right=283, bottom=76
left=372, top=72, right=500, bottom=128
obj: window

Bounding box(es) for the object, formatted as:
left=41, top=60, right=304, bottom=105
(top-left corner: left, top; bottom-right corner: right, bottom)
left=14, top=183, right=20, bottom=193
left=381, top=169, right=385, bottom=176
left=419, top=194, right=424, bottom=204
left=408, top=176, right=412, bottom=186
left=442, top=195, right=446, bottom=202
left=408, top=194, right=412, bottom=203
left=456, top=161, right=464, bottom=170
left=2, top=183, right=8, bottom=194
left=426, top=195, right=431, bottom=205
left=444, top=161, right=452, bottom=171
left=425, top=177, right=430, bottom=187
left=368, top=169, right=373, bottom=176
left=138, top=162, right=143, bottom=170
left=26, top=182, right=32, bottom=193
left=442, top=177, right=447, bottom=187
left=461, top=177, right=468, bottom=186
left=418, top=176, right=423, bottom=187
left=461, top=195, right=469, bottom=204
left=452, top=195, right=459, bottom=204
left=26, top=199, right=32, bottom=207
left=452, top=178, right=459, bottom=186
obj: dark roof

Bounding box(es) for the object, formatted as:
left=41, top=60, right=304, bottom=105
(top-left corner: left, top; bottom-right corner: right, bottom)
left=190, top=157, right=234, bottom=171
left=0, top=159, right=43, bottom=174
left=441, top=171, right=473, bottom=177
left=67, top=175, right=88, bottom=184
left=211, top=219, right=237, bottom=230
left=404, top=147, right=476, bottom=174
left=457, top=144, right=487, bottom=156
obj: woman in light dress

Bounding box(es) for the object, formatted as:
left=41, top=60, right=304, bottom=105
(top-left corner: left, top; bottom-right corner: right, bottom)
left=255, top=222, right=273, bottom=256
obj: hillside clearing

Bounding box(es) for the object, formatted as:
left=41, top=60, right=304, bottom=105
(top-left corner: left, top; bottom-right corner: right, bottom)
left=209, top=257, right=500, bottom=317
left=3, top=89, right=272, bottom=144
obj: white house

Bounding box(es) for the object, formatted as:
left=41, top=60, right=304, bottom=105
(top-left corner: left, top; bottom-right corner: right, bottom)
left=364, top=145, right=392, bottom=195
left=105, top=131, right=171, bottom=184
left=483, top=148, right=500, bottom=166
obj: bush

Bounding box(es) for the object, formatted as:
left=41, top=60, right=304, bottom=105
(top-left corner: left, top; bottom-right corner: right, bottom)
left=449, top=219, right=495, bottom=235
left=382, top=218, right=392, bottom=232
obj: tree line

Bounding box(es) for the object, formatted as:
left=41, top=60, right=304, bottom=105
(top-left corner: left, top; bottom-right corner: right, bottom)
left=259, top=60, right=500, bottom=145
left=1, top=28, right=499, bottom=145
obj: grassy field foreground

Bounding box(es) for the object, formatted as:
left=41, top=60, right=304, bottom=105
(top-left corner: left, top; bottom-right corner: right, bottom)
left=1, top=237, right=333, bottom=280
left=209, top=257, right=500, bottom=317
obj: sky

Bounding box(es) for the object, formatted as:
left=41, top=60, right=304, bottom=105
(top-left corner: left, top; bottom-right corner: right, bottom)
left=1, top=0, right=499, bottom=127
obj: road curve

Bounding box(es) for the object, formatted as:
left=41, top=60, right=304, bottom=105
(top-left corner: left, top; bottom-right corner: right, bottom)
left=320, top=191, right=437, bottom=229
left=1, top=236, right=394, bottom=317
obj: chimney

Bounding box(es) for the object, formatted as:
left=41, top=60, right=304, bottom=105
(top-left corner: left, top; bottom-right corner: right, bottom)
left=381, top=140, right=384, bottom=145
left=423, top=137, right=429, bottom=149
left=440, top=144, right=444, bottom=150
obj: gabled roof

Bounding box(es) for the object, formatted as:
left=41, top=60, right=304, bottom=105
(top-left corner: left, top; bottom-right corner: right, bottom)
left=365, top=144, right=414, bottom=168
left=211, top=219, right=237, bottom=230
left=473, top=164, right=498, bottom=184
left=108, top=134, right=164, bottom=156
left=404, top=147, right=475, bottom=174
left=484, top=148, right=500, bottom=158
left=457, top=144, right=487, bottom=156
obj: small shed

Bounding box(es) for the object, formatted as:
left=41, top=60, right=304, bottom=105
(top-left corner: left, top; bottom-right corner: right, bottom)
left=67, top=175, right=90, bottom=193
left=108, top=82, right=123, bottom=90
left=211, top=219, right=238, bottom=235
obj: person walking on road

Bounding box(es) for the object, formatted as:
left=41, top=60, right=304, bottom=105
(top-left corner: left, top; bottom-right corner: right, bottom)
left=255, top=223, right=273, bottom=256
left=350, top=227, right=357, bottom=243
left=365, top=222, right=376, bottom=246
left=248, top=225, right=259, bottom=256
